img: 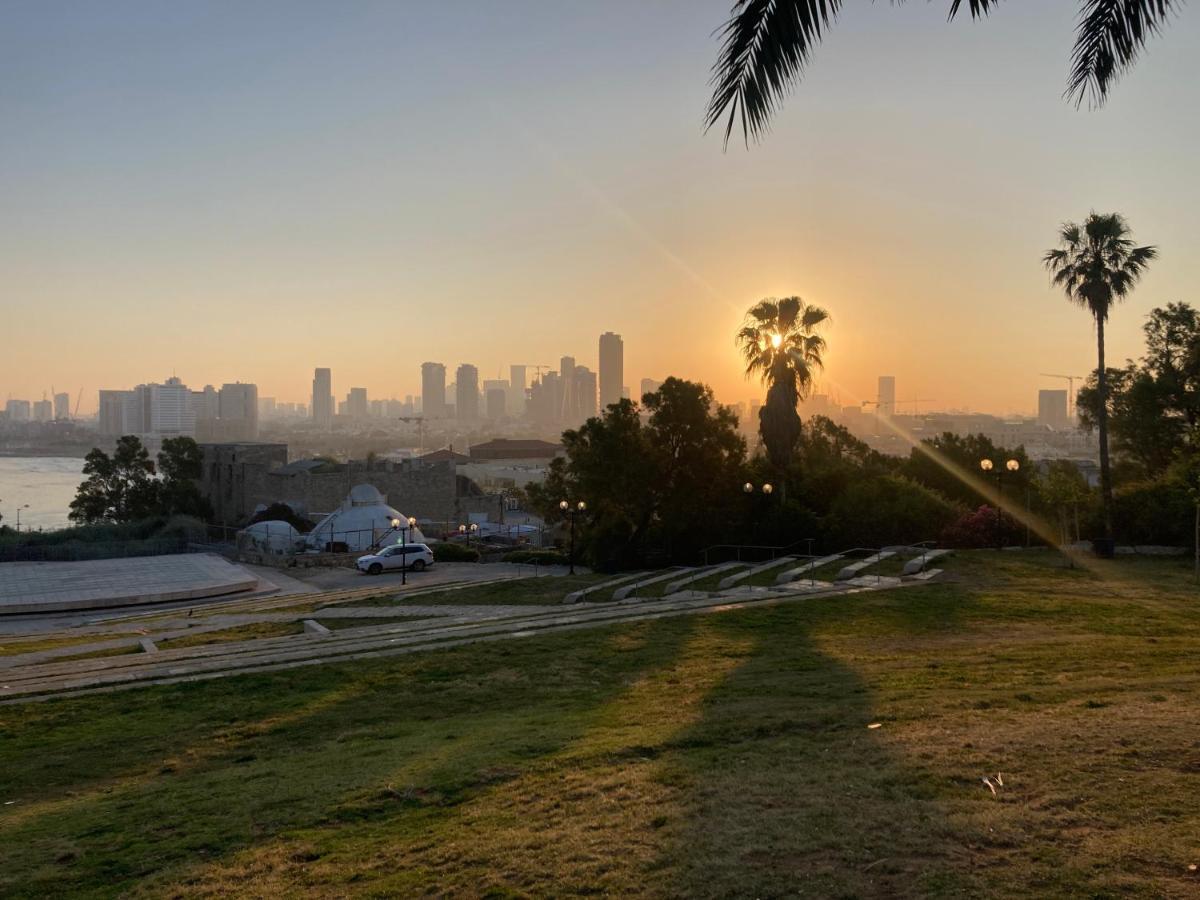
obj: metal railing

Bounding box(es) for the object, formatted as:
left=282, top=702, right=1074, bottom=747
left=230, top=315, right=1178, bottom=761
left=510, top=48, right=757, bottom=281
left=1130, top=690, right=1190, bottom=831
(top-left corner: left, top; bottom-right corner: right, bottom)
left=700, top=537, right=817, bottom=566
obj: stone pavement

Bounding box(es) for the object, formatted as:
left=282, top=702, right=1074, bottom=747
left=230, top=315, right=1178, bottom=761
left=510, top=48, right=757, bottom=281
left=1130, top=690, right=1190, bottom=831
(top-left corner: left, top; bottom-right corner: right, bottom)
left=0, top=554, right=258, bottom=615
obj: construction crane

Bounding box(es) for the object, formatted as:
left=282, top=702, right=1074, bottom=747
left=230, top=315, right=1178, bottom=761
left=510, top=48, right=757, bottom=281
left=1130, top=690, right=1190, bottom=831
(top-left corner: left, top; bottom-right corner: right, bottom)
left=1040, top=373, right=1085, bottom=417
left=396, top=416, right=426, bottom=453
left=72, top=388, right=83, bottom=419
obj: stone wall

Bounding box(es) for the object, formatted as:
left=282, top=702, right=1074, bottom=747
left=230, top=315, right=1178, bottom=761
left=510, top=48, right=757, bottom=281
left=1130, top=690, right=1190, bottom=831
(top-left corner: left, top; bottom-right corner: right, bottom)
left=199, top=444, right=502, bottom=528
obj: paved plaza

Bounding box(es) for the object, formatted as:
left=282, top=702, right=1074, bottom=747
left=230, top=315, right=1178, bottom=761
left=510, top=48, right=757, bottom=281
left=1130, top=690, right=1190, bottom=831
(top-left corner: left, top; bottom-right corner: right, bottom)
left=0, top=553, right=259, bottom=615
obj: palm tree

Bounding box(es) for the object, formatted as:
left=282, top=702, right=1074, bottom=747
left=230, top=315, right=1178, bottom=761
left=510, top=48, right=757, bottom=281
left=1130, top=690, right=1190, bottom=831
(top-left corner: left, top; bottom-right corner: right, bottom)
left=1044, top=212, right=1157, bottom=553
left=737, top=296, right=830, bottom=473
left=706, top=1, right=1182, bottom=147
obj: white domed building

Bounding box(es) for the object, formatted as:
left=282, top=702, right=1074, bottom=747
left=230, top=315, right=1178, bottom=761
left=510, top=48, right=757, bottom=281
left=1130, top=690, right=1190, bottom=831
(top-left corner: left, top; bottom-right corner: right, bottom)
left=304, top=484, right=426, bottom=552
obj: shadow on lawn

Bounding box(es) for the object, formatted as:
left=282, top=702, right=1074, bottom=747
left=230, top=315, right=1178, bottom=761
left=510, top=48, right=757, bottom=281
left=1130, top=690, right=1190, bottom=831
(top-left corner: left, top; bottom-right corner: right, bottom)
left=654, top=592, right=978, bottom=898
left=0, top=616, right=703, bottom=897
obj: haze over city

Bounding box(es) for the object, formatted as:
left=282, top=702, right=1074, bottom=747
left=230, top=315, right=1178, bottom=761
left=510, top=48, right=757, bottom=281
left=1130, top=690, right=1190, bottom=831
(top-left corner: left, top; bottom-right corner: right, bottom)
left=4, top=1, right=1198, bottom=415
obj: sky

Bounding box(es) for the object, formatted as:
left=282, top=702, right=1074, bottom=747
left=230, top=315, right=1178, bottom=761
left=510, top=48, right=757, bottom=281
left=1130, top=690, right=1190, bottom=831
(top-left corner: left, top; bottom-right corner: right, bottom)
left=2, top=1, right=1197, bottom=417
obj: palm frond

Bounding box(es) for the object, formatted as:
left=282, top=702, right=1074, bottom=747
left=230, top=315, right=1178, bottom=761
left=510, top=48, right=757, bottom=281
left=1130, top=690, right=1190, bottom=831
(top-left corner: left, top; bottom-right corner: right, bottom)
left=705, top=0, right=842, bottom=149
left=1067, top=0, right=1179, bottom=107
left=947, top=0, right=1005, bottom=20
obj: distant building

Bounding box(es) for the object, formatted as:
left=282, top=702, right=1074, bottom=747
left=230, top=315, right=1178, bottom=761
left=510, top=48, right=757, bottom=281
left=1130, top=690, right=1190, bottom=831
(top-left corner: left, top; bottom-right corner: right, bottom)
left=258, top=396, right=276, bottom=420
left=599, top=332, right=623, bottom=411
left=53, top=392, right=70, bottom=420
left=877, top=376, right=896, bottom=417
left=1038, top=389, right=1070, bottom=428
left=422, top=362, right=447, bottom=418
left=5, top=400, right=31, bottom=422
left=469, top=438, right=563, bottom=461
left=144, top=377, right=195, bottom=437
left=456, top=364, right=479, bottom=421
left=639, top=378, right=662, bottom=401
left=311, top=368, right=333, bottom=429
left=508, top=365, right=527, bottom=416
left=346, top=387, right=369, bottom=420
left=485, top=387, right=507, bottom=421
left=574, top=366, right=598, bottom=421
left=218, top=382, right=259, bottom=440
left=32, top=399, right=52, bottom=422
left=559, top=356, right=576, bottom=422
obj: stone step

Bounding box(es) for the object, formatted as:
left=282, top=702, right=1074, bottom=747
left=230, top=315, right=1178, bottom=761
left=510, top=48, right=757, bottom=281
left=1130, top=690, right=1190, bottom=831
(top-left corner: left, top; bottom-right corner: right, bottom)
left=563, top=571, right=647, bottom=604
left=718, top=557, right=797, bottom=589
left=901, top=549, right=952, bottom=576
left=663, top=562, right=745, bottom=595
left=835, top=551, right=895, bottom=581
left=774, top=554, right=845, bottom=585
left=612, top=568, right=690, bottom=601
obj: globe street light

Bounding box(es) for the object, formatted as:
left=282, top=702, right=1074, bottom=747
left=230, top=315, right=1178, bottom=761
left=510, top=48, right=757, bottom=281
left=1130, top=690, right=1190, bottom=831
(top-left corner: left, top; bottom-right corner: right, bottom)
left=13, top=503, right=30, bottom=534
left=392, top=516, right=419, bottom=586
left=559, top=499, right=587, bottom=575
left=979, top=458, right=1020, bottom=550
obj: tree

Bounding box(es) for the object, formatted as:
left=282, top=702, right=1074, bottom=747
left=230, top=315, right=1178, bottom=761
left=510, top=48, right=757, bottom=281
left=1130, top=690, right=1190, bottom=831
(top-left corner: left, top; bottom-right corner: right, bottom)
left=736, top=296, right=829, bottom=472
left=528, top=380, right=746, bottom=568
left=706, top=1, right=1184, bottom=147
left=1044, top=213, right=1157, bottom=550
left=157, top=437, right=213, bottom=521
left=69, top=436, right=160, bottom=524
left=903, top=432, right=1030, bottom=509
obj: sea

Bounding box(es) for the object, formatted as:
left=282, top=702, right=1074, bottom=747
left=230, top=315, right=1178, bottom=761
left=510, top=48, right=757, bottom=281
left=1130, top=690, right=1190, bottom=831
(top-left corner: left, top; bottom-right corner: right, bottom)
left=0, top=457, right=86, bottom=532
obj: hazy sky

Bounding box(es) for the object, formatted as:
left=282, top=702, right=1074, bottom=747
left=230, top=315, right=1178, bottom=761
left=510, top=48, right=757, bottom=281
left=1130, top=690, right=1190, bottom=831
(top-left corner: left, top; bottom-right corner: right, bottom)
left=3, top=1, right=1197, bottom=416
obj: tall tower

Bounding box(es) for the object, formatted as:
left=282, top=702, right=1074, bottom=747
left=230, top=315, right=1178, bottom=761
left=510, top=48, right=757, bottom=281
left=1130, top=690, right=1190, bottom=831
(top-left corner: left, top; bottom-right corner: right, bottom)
left=456, top=364, right=479, bottom=422
left=312, top=368, right=333, bottom=429
left=877, top=376, right=896, bottom=417
left=598, top=332, right=623, bottom=411
left=508, top=365, right=527, bottom=416
left=559, top=355, right=576, bottom=423
left=421, top=362, right=446, bottom=418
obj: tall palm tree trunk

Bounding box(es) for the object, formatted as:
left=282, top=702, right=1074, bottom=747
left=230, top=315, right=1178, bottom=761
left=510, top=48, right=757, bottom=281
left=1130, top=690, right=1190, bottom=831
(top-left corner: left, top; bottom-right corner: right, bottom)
left=1095, top=315, right=1115, bottom=548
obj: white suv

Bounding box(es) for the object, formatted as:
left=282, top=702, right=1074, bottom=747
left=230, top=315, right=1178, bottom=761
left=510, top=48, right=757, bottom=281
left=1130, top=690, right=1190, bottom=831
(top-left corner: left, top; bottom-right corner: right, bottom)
left=356, top=543, right=435, bottom=576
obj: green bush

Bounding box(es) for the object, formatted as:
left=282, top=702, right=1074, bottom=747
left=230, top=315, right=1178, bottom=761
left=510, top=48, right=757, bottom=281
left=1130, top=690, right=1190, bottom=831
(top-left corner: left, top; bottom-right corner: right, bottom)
left=432, top=542, right=481, bottom=563
left=502, top=549, right=570, bottom=565
left=828, top=475, right=962, bottom=548
left=1114, top=478, right=1192, bottom=546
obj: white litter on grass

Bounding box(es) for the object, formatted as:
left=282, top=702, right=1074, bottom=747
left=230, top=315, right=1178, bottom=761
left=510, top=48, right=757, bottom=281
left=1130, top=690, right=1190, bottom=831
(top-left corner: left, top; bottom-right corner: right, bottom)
left=982, top=777, right=997, bottom=795
left=995, top=772, right=1004, bottom=786
left=867, top=722, right=882, bottom=729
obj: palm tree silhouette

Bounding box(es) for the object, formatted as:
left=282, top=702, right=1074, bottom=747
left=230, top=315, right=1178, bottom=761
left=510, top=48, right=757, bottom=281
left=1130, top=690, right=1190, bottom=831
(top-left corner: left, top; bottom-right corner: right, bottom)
left=737, top=296, right=830, bottom=476
left=1044, top=212, right=1157, bottom=553
left=707, top=1, right=1183, bottom=147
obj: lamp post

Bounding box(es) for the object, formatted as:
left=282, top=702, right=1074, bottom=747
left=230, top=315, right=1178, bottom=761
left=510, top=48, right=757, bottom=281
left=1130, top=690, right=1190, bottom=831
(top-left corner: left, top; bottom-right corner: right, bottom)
left=558, top=499, right=587, bottom=575
left=13, top=504, right=30, bottom=534
left=979, top=458, right=1020, bottom=550
left=458, top=522, right=478, bottom=550
left=392, top=516, right=419, bottom=585
left=742, top=482, right=773, bottom=551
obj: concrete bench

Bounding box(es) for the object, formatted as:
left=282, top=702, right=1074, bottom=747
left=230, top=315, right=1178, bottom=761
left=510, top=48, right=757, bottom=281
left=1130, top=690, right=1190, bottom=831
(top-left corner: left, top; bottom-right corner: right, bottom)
left=774, top=554, right=844, bottom=585
left=612, top=567, right=692, bottom=601
left=718, top=557, right=797, bottom=590
left=901, top=549, right=951, bottom=576
left=835, top=551, right=895, bottom=581
left=663, top=562, right=745, bottom=595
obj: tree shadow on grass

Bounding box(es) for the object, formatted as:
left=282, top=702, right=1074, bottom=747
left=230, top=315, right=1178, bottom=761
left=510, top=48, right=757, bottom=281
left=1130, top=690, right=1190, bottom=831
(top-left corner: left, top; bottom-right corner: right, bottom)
left=649, top=596, right=981, bottom=898
left=0, top=616, right=701, bottom=897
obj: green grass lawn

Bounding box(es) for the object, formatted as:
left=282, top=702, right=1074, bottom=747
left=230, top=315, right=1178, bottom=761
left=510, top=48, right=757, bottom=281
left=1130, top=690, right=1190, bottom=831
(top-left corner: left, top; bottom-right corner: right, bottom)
left=156, top=621, right=305, bottom=650
left=2, top=552, right=1200, bottom=897
left=314, top=616, right=432, bottom=631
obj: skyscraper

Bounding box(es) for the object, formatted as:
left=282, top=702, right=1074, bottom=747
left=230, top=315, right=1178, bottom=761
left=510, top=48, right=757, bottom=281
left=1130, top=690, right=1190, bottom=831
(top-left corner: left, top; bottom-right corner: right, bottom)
left=32, top=399, right=52, bottom=422
left=216, top=382, right=259, bottom=440
left=559, top=355, right=576, bottom=423
left=53, top=392, right=70, bottom=420
left=1038, top=389, right=1069, bottom=428
left=639, top=377, right=662, bottom=401
left=599, top=332, right=623, bottom=411
left=422, top=362, right=446, bottom=418
left=312, top=368, right=333, bottom=429
left=877, top=376, right=896, bottom=417
left=508, top=365, right=527, bottom=416
left=574, top=366, right=598, bottom=421
left=456, top=364, right=479, bottom=421
left=346, top=387, right=369, bottom=420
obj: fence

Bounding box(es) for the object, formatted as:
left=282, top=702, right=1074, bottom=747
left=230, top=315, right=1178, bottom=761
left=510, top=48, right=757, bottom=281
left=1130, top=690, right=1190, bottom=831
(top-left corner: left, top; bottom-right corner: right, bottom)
left=0, top=537, right=192, bottom=564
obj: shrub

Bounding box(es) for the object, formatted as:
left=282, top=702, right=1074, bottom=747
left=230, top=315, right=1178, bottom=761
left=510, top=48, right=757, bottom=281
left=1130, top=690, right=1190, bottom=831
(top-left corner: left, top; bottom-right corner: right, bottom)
left=828, top=475, right=961, bottom=548
left=502, top=549, right=570, bottom=566
left=432, top=542, right=480, bottom=563
left=940, top=505, right=1024, bottom=549
left=1113, top=478, right=1192, bottom=546
left=246, top=503, right=315, bottom=533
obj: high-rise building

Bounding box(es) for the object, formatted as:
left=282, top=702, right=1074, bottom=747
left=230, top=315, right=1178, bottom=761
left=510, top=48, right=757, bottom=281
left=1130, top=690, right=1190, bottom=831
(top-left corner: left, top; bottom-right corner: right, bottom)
left=1038, top=389, right=1069, bottom=428
left=144, top=377, right=195, bottom=436
left=312, top=368, right=333, bottom=429
left=346, top=387, right=368, bottom=420
left=258, top=397, right=277, bottom=420
left=483, top=380, right=509, bottom=421
left=98, top=390, right=138, bottom=436
left=32, top=399, right=52, bottom=422
left=422, top=362, right=447, bottom=418
left=53, top=392, right=70, bottom=420
left=508, top=365, right=527, bottom=416
left=639, top=378, right=662, bottom=401
left=218, top=382, right=259, bottom=440
left=574, top=366, right=598, bottom=421
left=456, top=364, right=479, bottom=421
left=598, top=332, right=623, bottom=411
left=559, top=356, right=576, bottom=422
left=4, top=399, right=31, bottom=422
left=877, top=376, right=896, bottom=417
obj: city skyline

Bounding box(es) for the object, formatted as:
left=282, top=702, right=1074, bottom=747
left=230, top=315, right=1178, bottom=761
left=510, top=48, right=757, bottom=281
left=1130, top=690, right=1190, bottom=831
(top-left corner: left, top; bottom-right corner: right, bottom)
left=3, top=4, right=1197, bottom=417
